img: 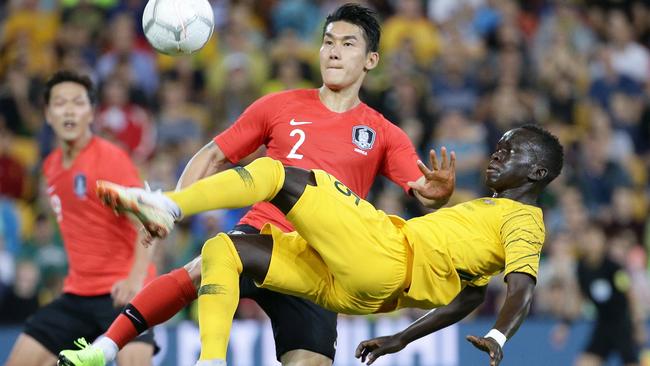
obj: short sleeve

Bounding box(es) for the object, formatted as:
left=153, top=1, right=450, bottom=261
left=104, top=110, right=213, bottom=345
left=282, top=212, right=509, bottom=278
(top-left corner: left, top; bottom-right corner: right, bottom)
left=380, top=123, right=421, bottom=193
left=501, top=208, right=545, bottom=282
left=214, top=93, right=284, bottom=163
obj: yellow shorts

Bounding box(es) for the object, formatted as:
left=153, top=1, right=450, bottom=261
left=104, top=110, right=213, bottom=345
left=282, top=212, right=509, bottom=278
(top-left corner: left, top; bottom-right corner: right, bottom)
left=259, top=170, right=411, bottom=315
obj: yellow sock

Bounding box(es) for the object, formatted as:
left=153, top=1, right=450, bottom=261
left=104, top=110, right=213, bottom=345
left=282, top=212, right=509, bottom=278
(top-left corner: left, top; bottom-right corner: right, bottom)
left=166, top=157, right=285, bottom=217
left=198, top=233, right=243, bottom=360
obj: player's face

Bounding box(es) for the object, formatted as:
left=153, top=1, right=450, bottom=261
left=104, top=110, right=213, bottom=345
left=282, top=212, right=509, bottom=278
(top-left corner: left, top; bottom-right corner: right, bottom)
left=485, top=129, right=538, bottom=192
left=320, top=21, right=378, bottom=91
left=45, top=81, right=93, bottom=143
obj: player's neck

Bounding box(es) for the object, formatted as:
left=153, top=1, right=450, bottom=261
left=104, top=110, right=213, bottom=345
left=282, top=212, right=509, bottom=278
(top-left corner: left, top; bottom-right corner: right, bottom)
left=493, top=185, right=538, bottom=206
left=318, top=85, right=361, bottom=113
left=60, top=130, right=93, bottom=168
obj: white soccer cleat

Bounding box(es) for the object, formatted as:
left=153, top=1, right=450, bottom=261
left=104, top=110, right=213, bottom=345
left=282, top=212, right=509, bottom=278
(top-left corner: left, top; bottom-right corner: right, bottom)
left=96, top=180, right=177, bottom=238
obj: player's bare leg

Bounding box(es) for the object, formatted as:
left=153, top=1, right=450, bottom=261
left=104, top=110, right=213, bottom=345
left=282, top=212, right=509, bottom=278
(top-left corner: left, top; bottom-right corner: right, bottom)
left=281, top=350, right=332, bottom=366
left=184, top=255, right=203, bottom=289
left=5, top=334, right=58, bottom=366
left=115, top=342, right=154, bottom=366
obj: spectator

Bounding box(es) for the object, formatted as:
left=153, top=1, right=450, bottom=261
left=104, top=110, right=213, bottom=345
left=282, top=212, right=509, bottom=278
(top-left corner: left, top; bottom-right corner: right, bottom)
left=0, top=261, right=40, bottom=325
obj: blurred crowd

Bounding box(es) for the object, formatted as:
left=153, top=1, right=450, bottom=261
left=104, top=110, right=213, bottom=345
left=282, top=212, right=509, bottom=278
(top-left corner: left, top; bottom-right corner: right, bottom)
left=0, top=0, right=649, bottom=331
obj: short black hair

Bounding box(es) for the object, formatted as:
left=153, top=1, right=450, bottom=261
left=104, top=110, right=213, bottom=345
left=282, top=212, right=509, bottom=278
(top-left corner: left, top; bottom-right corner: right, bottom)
left=323, top=3, right=380, bottom=53
left=44, top=70, right=96, bottom=105
left=520, top=124, right=564, bottom=185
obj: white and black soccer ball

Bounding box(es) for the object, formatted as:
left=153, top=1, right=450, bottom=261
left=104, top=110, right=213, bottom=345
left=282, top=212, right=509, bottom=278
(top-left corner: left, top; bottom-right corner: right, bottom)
left=142, top=0, right=214, bottom=55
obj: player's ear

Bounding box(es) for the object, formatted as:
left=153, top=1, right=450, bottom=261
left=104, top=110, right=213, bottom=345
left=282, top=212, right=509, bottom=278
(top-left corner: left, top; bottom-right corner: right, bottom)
left=364, top=51, right=379, bottom=72
left=528, top=164, right=548, bottom=182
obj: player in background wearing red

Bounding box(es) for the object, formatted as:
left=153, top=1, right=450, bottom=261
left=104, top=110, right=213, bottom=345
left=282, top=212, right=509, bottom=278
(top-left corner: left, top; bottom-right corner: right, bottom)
left=58, top=4, right=452, bottom=366
left=4, top=71, right=157, bottom=366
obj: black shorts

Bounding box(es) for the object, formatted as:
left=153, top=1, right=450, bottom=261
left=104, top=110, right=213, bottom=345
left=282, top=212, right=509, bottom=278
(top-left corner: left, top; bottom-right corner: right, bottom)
left=230, top=224, right=338, bottom=361
left=585, top=320, right=639, bottom=363
left=24, top=293, right=157, bottom=355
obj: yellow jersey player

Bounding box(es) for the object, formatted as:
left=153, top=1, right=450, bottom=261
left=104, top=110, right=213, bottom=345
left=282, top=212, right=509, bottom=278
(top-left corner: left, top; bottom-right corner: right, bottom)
left=77, top=124, right=561, bottom=366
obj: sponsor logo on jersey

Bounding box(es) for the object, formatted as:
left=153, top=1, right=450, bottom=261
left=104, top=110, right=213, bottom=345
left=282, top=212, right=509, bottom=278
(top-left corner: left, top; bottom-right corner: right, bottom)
left=352, top=125, right=376, bottom=150
left=73, top=173, right=87, bottom=198
left=289, top=119, right=312, bottom=126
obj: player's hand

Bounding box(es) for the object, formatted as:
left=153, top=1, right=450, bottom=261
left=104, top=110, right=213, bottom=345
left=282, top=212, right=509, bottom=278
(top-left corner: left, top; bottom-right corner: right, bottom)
left=139, top=226, right=156, bottom=248
left=355, top=335, right=406, bottom=365
left=111, top=276, right=144, bottom=307
left=466, top=335, right=503, bottom=366
left=408, top=147, right=456, bottom=208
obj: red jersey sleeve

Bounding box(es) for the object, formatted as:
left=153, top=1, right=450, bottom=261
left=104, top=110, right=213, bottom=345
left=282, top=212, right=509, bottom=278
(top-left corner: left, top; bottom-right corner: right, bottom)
left=381, top=123, right=422, bottom=194
left=213, top=92, right=288, bottom=163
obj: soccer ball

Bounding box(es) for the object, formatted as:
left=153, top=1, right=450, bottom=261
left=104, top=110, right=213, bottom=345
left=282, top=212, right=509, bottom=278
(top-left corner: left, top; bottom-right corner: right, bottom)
left=142, top=0, right=214, bottom=55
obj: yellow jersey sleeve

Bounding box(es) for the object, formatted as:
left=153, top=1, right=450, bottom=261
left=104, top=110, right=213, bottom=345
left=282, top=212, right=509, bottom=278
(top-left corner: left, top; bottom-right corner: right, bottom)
left=501, top=208, right=545, bottom=281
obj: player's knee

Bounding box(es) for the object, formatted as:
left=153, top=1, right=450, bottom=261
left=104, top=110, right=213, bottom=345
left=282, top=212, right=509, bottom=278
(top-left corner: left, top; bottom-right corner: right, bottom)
left=201, top=234, right=243, bottom=274
left=183, top=256, right=202, bottom=289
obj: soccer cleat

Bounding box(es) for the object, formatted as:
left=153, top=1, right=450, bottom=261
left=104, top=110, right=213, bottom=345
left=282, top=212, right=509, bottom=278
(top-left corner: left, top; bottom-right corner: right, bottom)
left=58, top=338, right=105, bottom=366
left=96, top=180, right=176, bottom=238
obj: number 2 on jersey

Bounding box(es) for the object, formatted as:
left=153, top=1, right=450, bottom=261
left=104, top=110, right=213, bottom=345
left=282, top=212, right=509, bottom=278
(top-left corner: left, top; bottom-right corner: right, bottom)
left=287, top=129, right=305, bottom=159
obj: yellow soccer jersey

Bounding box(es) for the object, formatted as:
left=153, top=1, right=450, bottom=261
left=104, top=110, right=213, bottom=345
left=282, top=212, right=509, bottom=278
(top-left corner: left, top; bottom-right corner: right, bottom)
left=397, top=197, right=545, bottom=309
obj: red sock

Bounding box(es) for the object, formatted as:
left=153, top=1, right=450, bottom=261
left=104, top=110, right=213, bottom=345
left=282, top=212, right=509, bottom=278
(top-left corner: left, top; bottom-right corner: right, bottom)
left=105, top=268, right=197, bottom=348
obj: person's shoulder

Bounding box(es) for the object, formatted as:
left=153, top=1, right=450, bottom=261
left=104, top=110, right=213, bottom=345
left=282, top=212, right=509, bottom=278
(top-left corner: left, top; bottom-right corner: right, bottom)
left=93, top=137, right=133, bottom=162
left=258, top=89, right=316, bottom=105
left=359, top=103, right=390, bottom=123
left=42, top=148, right=62, bottom=175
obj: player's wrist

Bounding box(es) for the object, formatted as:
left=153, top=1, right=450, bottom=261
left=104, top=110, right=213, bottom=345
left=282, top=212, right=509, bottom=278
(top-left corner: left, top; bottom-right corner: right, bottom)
left=484, top=329, right=507, bottom=348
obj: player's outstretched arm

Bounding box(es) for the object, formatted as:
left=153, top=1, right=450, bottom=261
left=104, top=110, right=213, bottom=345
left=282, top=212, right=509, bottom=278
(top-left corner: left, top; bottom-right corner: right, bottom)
left=409, top=147, right=456, bottom=209
left=466, top=272, right=536, bottom=366
left=176, top=141, right=229, bottom=190
left=355, top=285, right=486, bottom=365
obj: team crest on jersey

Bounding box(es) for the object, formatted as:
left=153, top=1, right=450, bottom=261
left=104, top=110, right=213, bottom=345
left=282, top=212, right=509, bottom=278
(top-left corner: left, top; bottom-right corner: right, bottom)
left=73, top=173, right=87, bottom=198
left=352, top=125, right=376, bottom=150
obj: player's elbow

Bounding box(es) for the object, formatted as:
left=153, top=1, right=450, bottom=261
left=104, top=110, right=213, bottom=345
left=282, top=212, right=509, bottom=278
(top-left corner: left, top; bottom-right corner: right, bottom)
left=505, top=273, right=536, bottom=302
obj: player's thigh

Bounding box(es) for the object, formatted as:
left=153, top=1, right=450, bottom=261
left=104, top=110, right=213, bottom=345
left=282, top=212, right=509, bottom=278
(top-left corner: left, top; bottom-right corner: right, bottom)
left=286, top=170, right=408, bottom=294
left=5, top=333, right=57, bottom=366
left=116, top=341, right=154, bottom=366
left=243, top=276, right=336, bottom=363
left=281, top=349, right=333, bottom=366
left=234, top=231, right=334, bottom=306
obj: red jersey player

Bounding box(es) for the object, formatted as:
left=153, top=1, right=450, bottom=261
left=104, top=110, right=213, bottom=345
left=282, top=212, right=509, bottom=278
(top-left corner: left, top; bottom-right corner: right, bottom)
left=59, top=5, right=454, bottom=366
left=4, top=71, right=156, bottom=366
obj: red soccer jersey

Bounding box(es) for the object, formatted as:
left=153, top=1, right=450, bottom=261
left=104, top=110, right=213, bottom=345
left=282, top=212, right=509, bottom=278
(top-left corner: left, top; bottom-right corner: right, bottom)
left=43, top=137, right=156, bottom=296
left=214, top=89, right=422, bottom=232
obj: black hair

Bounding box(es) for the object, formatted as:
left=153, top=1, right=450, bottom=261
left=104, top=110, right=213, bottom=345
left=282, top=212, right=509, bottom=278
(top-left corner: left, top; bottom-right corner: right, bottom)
left=44, top=70, right=96, bottom=105
left=520, top=124, right=564, bottom=185
left=323, top=3, right=380, bottom=53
